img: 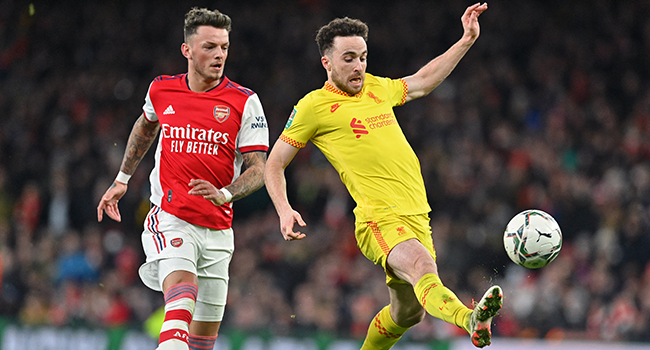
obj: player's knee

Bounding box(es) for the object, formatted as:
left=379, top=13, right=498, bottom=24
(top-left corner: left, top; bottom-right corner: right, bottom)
left=162, top=269, right=198, bottom=291
left=394, top=305, right=426, bottom=328
left=411, top=254, right=437, bottom=278
left=408, top=307, right=427, bottom=327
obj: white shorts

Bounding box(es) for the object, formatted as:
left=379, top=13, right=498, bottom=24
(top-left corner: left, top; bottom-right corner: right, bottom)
left=138, top=205, right=234, bottom=321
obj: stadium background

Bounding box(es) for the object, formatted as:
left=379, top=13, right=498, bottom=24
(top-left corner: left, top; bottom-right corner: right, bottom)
left=1, top=0, right=650, bottom=348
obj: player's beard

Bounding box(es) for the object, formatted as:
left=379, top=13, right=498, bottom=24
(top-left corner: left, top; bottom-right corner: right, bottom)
left=195, top=61, right=224, bottom=85
left=331, top=68, right=363, bottom=95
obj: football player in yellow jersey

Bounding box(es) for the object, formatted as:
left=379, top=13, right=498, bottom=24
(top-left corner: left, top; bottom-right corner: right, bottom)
left=265, top=3, right=502, bottom=349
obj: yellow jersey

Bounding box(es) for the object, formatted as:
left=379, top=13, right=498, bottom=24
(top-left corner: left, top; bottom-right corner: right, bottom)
left=281, top=73, right=431, bottom=222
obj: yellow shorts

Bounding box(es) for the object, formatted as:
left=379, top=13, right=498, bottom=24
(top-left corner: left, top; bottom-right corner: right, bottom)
left=355, top=213, right=436, bottom=286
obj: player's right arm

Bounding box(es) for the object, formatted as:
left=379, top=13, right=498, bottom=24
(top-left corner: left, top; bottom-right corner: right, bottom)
left=97, top=113, right=160, bottom=222
left=264, top=138, right=307, bottom=241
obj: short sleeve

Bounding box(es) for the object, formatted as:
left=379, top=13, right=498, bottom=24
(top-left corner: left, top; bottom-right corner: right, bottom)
left=279, top=96, right=317, bottom=148
left=377, top=76, right=408, bottom=107
left=142, top=81, right=158, bottom=122
left=237, top=94, right=269, bottom=153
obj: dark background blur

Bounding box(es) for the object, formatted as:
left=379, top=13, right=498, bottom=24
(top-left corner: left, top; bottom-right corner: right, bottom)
left=1, top=0, right=650, bottom=344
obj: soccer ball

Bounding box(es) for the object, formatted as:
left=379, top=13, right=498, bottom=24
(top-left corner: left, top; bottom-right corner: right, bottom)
left=503, top=209, right=562, bottom=269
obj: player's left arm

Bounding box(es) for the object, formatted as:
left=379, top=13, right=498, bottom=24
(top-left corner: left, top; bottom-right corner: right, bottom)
left=402, top=2, right=487, bottom=103
left=225, top=150, right=267, bottom=201
left=188, top=151, right=266, bottom=205
left=190, top=92, right=268, bottom=205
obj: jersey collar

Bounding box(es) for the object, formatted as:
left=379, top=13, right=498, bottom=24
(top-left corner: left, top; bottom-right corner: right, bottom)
left=323, top=81, right=363, bottom=98
left=184, top=74, right=229, bottom=93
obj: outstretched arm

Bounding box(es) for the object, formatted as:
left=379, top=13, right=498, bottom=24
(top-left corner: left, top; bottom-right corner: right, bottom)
left=402, top=2, right=487, bottom=102
left=264, top=139, right=307, bottom=241
left=188, top=151, right=267, bottom=205
left=97, top=113, right=160, bottom=222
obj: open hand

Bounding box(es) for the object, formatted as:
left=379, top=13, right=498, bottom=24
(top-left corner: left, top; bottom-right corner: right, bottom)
left=462, top=2, right=488, bottom=42
left=97, top=182, right=128, bottom=222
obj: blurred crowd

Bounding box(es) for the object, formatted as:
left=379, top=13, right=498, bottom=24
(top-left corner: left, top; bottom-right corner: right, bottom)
left=1, top=0, right=650, bottom=345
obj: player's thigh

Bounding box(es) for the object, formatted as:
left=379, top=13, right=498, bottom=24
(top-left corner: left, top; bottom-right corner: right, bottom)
left=356, top=214, right=436, bottom=285
left=196, top=227, right=234, bottom=283
left=139, top=206, right=201, bottom=291
left=388, top=282, right=425, bottom=328
left=387, top=238, right=439, bottom=286
left=194, top=227, right=234, bottom=322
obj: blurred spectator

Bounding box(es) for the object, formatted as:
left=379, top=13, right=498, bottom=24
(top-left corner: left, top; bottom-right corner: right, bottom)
left=55, top=231, right=99, bottom=285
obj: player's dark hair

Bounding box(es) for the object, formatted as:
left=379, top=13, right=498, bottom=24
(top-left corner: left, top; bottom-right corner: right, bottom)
left=316, top=17, right=368, bottom=56
left=184, top=7, right=232, bottom=42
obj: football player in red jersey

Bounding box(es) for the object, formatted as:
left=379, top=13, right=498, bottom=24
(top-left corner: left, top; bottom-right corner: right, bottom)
left=98, top=8, right=268, bottom=350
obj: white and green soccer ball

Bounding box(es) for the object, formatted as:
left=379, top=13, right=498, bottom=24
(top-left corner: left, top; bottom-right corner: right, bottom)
left=503, top=209, right=562, bottom=269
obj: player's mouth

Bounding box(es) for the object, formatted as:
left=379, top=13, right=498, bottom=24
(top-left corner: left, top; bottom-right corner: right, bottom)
left=350, top=76, right=363, bottom=86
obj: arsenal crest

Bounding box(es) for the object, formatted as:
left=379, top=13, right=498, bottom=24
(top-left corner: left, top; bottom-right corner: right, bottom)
left=214, top=105, right=230, bottom=123
left=171, top=237, right=183, bottom=248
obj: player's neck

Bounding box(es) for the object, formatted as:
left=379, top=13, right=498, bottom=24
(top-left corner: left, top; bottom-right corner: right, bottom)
left=187, top=72, right=222, bottom=93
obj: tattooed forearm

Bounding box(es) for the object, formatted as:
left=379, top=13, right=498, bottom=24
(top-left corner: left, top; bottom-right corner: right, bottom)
left=226, top=151, right=267, bottom=202
left=120, top=114, right=160, bottom=175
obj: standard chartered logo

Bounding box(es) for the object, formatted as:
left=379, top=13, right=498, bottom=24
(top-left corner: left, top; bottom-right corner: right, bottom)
left=161, top=123, right=229, bottom=155
left=365, top=113, right=397, bottom=129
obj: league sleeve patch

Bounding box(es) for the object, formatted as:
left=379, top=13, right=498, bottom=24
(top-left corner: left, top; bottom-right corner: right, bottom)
left=284, top=108, right=297, bottom=129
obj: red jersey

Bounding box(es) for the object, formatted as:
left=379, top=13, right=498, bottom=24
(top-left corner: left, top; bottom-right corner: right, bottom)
left=143, top=74, right=269, bottom=229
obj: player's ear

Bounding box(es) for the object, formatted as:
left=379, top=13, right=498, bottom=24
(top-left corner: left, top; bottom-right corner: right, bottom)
left=181, top=42, right=191, bottom=59
left=321, top=56, right=331, bottom=71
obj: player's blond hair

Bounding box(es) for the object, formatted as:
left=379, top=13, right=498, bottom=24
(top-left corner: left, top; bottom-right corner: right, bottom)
left=184, top=7, right=232, bottom=42
left=316, top=17, right=368, bottom=56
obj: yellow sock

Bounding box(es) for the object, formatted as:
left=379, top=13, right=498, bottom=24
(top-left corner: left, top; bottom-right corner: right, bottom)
left=360, top=305, right=409, bottom=350
left=413, top=273, right=472, bottom=332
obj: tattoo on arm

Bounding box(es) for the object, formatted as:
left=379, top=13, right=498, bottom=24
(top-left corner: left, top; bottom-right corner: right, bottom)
left=227, top=151, right=267, bottom=202
left=121, top=114, right=160, bottom=175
